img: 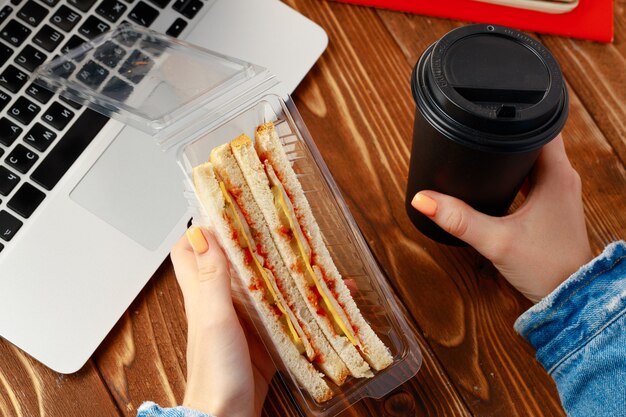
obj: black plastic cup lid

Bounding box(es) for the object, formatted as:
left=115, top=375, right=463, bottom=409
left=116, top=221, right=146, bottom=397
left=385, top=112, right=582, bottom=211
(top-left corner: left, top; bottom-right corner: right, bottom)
left=412, top=24, right=568, bottom=152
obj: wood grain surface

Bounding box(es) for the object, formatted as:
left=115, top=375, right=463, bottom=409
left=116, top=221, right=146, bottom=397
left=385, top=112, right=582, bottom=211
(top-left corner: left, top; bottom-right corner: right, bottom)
left=1, top=1, right=625, bottom=416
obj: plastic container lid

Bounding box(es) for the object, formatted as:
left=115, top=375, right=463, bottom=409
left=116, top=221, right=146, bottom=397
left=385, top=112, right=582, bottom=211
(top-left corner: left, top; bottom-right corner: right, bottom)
left=411, top=24, right=568, bottom=152
left=32, top=23, right=278, bottom=149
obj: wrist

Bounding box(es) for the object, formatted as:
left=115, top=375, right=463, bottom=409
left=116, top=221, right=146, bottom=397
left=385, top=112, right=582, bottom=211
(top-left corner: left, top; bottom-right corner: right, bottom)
left=518, top=243, right=594, bottom=303
left=183, top=396, right=250, bottom=417
left=182, top=398, right=216, bottom=417
left=183, top=329, right=254, bottom=417
left=515, top=241, right=626, bottom=371
left=538, top=247, right=594, bottom=303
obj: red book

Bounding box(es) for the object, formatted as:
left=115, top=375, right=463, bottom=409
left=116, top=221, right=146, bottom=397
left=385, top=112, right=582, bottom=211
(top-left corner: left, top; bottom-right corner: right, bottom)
left=332, top=0, right=614, bottom=43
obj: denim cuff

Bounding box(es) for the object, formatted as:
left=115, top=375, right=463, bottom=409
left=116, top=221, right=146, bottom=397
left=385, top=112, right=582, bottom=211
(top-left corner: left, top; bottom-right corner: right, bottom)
left=137, top=401, right=215, bottom=417
left=514, top=241, right=626, bottom=374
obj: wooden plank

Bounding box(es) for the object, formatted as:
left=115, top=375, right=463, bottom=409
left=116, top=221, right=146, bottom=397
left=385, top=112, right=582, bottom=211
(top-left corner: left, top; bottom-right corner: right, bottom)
left=537, top=7, right=626, bottom=165
left=0, top=341, right=121, bottom=417
left=564, top=88, right=626, bottom=249
left=353, top=299, right=473, bottom=417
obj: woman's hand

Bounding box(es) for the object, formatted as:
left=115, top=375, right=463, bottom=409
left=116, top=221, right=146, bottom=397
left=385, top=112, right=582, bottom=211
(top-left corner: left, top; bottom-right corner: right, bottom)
left=411, top=135, right=594, bottom=302
left=171, top=227, right=275, bottom=417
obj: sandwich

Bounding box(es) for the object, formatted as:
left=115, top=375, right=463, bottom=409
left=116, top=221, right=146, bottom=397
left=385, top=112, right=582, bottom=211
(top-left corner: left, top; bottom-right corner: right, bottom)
left=191, top=122, right=393, bottom=402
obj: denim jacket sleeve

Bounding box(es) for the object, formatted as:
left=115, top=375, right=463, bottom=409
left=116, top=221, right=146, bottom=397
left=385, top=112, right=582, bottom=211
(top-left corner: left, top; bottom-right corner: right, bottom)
left=514, top=241, right=626, bottom=417
left=136, top=401, right=215, bottom=417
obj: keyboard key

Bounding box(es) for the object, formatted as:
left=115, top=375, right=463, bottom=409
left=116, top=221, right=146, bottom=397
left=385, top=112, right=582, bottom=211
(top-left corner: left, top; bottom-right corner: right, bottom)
left=166, top=18, right=186, bottom=38
left=0, top=6, right=13, bottom=26
left=33, top=25, right=65, bottom=52
left=50, top=5, right=82, bottom=32
left=0, top=42, right=13, bottom=62
left=102, top=75, right=133, bottom=101
left=78, top=15, right=110, bottom=39
left=173, top=0, right=202, bottom=19
left=17, top=1, right=48, bottom=27
left=94, top=40, right=125, bottom=67
left=0, top=148, right=3, bottom=158
left=0, top=118, right=22, bottom=146
left=128, top=1, right=159, bottom=27
left=31, top=109, right=108, bottom=190
left=8, top=182, right=45, bottom=218
left=77, top=60, right=109, bottom=88
left=60, top=34, right=87, bottom=55
left=0, top=166, right=20, bottom=196
left=68, top=0, right=98, bottom=12
left=117, top=28, right=140, bottom=47
left=148, top=0, right=169, bottom=8
left=40, top=0, right=61, bottom=7
left=24, top=122, right=56, bottom=151
left=119, top=49, right=153, bottom=83
left=42, top=102, right=74, bottom=130
left=8, top=97, right=40, bottom=125
left=0, top=242, right=4, bottom=252
left=0, top=65, right=28, bottom=93
left=0, top=90, right=11, bottom=112
left=96, top=0, right=127, bottom=23
left=25, top=82, right=54, bottom=104
left=52, top=60, right=76, bottom=79
left=5, top=144, right=38, bottom=173
left=15, top=45, right=47, bottom=72
left=172, top=0, right=187, bottom=12
left=0, top=210, right=23, bottom=241
left=11, top=0, right=23, bottom=5
left=1, top=20, right=32, bottom=47
left=182, top=0, right=203, bottom=19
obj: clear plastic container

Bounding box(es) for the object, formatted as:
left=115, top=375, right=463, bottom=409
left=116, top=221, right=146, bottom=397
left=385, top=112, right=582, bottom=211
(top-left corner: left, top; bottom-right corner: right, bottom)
left=33, top=24, right=422, bottom=417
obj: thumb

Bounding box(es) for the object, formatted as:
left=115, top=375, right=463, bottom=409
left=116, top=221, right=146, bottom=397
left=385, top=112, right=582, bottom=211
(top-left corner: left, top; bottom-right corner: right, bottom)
left=411, top=191, right=504, bottom=254
left=186, top=227, right=232, bottom=302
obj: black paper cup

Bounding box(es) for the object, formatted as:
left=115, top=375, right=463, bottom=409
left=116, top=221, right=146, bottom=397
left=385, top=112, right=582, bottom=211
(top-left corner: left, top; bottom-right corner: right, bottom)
left=406, top=24, right=569, bottom=245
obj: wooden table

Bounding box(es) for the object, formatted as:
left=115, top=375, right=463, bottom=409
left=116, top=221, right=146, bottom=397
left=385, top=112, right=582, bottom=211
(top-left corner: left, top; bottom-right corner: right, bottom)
left=2, top=1, right=625, bottom=416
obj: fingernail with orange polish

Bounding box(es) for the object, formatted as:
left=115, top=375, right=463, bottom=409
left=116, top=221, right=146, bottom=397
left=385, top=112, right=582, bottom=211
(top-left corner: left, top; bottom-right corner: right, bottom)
left=411, top=192, right=438, bottom=217
left=186, top=227, right=209, bottom=254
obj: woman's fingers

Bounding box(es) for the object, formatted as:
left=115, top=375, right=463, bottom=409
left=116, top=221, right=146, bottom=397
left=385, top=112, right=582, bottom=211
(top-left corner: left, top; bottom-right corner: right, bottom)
left=529, top=135, right=572, bottom=191
left=171, top=231, right=200, bottom=293
left=412, top=191, right=507, bottom=258
left=171, top=227, right=235, bottom=322
left=188, top=228, right=229, bottom=284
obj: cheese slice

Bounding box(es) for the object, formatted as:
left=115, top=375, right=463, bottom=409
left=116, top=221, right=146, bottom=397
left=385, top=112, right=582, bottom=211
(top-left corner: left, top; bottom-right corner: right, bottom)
left=265, top=162, right=360, bottom=347
left=219, top=182, right=313, bottom=358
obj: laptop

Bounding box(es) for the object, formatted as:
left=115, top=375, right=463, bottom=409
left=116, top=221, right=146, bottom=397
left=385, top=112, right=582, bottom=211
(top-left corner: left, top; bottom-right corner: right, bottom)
left=0, top=0, right=328, bottom=373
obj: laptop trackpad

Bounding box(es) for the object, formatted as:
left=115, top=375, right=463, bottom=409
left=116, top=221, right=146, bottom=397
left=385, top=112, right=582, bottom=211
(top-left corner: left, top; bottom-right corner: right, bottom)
left=70, top=126, right=187, bottom=250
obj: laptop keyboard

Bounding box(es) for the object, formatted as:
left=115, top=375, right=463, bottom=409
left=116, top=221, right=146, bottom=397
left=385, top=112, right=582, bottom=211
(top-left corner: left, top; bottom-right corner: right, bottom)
left=0, top=0, right=211, bottom=254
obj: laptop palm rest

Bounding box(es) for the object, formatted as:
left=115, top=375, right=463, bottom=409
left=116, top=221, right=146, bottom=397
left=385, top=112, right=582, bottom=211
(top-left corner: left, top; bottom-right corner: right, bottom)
left=70, top=126, right=187, bottom=250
